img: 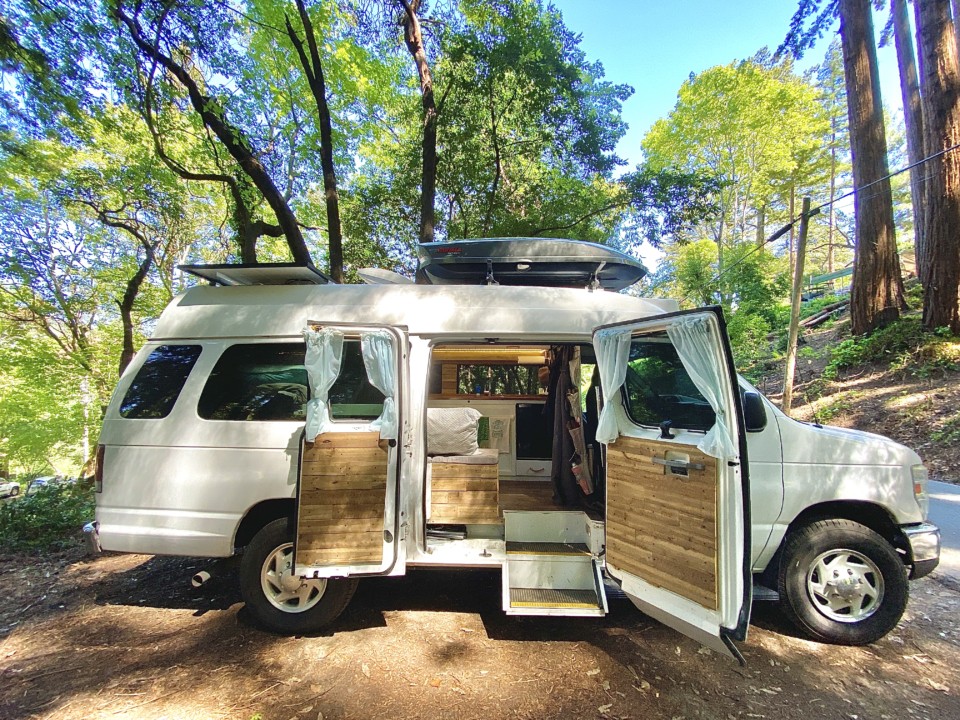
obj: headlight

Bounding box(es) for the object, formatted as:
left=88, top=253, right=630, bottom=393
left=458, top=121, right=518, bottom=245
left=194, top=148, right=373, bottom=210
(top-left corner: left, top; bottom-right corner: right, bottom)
left=911, top=464, right=929, bottom=519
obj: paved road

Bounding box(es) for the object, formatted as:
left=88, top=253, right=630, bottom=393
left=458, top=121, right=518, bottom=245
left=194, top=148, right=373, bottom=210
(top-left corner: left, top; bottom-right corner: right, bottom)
left=929, top=480, right=960, bottom=583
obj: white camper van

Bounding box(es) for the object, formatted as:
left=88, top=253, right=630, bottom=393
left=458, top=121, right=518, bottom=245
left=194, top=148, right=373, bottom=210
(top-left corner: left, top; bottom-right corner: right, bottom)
left=88, top=240, right=939, bottom=662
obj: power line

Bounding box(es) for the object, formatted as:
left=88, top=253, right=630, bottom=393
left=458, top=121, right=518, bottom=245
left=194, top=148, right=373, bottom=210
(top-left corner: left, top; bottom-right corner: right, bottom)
left=682, top=141, right=960, bottom=302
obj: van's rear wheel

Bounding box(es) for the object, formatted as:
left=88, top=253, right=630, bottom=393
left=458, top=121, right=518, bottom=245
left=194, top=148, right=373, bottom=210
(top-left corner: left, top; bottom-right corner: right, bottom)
left=778, top=519, right=908, bottom=645
left=240, top=519, right=358, bottom=634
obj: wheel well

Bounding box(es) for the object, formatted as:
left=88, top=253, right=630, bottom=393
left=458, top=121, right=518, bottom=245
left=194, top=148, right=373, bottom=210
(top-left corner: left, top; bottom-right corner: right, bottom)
left=233, top=499, right=295, bottom=551
left=759, top=501, right=909, bottom=588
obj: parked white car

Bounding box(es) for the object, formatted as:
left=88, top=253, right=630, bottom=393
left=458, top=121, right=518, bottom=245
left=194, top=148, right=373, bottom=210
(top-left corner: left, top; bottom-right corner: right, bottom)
left=0, top=480, right=19, bottom=498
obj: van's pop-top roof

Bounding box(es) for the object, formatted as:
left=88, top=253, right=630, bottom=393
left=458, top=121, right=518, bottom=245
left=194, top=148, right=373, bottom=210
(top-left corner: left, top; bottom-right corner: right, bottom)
left=153, top=283, right=678, bottom=340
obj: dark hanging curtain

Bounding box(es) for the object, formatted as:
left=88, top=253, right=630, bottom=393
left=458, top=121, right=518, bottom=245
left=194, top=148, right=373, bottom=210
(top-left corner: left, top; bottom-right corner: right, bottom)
left=547, top=345, right=588, bottom=507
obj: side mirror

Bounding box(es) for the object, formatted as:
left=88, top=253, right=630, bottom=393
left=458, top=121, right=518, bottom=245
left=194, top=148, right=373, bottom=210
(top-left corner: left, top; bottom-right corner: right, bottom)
left=743, top=391, right=768, bottom=433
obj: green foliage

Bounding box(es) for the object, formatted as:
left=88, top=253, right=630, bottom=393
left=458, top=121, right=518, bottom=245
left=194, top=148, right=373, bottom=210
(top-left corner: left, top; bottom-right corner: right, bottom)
left=0, top=482, right=95, bottom=553
left=824, top=317, right=960, bottom=379
left=727, top=312, right=775, bottom=376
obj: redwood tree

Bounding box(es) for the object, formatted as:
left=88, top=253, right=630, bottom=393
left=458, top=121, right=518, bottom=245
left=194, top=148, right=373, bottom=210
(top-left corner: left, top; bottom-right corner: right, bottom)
left=915, top=0, right=960, bottom=332
left=891, top=0, right=927, bottom=284
left=781, top=0, right=905, bottom=334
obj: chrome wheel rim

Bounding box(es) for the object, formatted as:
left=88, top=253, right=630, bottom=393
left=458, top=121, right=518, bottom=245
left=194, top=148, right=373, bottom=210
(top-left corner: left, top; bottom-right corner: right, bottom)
left=261, top=542, right=326, bottom=613
left=806, top=548, right=884, bottom=623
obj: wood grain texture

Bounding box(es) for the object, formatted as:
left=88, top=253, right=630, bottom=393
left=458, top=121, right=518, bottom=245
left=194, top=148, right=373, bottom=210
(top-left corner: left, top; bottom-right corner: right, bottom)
left=430, top=462, right=500, bottom=524
left=296, top=432, right=388, bottom=568
left=606, top=436, right=718, bottom=609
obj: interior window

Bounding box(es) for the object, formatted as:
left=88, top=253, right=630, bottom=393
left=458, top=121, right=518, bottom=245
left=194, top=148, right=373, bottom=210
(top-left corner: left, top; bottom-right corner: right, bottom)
left=198, top=343, right=308, bottom=421
left=457, top=364, right=545, bottom=396
left=623, top=334, right=715, bottom=432
left=120, top=345, right=202, bottom=419
left=329, top=341, right=385, bottom=420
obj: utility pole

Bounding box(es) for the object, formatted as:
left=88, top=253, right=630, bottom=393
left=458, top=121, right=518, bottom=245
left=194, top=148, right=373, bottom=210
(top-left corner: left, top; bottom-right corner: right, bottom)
left=782, top=197, right=818, bottom=416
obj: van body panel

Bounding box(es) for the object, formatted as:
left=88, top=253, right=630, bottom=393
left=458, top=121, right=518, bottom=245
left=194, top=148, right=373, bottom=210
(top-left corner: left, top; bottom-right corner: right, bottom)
left=154, top=284, right=678, bottom=340
left=741, top=389, right=786, bottom=572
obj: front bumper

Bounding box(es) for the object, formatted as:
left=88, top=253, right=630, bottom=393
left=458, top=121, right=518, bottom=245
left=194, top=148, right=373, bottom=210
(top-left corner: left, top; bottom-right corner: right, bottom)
left=903, top=522, right=940, bottom=579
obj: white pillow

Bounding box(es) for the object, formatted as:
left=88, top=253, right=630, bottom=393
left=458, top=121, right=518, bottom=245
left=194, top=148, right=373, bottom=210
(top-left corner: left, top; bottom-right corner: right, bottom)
left=427, top=407, right=482, bottom=455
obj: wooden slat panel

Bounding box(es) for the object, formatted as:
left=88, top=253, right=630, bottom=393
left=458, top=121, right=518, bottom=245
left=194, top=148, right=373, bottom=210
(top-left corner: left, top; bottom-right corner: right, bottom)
left=298, top=516, right=383, bottom=533
left=606, top=436, right=718, bottom=609
left=441, top=363, right=458, bottom=395
left=431, top=490, right=498, bottom=506
left=430, top=505, right=503, bottom=525
left=298, top=546, right=383, bottom=565
left=431, top=477, right=498, bottom=492
left=430, top=463, right=497, bottom=478
left=307, top=432, right=382, bottom=450
left=301, top=476, right=386, bottom=492
left=302, top=458, right=387, bottom=476
left=297, top=432, right=388, bottom=569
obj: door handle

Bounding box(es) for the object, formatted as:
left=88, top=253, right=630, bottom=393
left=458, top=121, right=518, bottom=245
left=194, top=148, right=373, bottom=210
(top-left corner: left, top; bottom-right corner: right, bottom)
left=651, top=457, right=704, bottom=471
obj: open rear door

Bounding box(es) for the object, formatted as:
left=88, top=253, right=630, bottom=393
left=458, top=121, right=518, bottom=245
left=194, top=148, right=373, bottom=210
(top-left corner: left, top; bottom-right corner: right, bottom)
left=294, top=324, right=405, bottom=579
left=593, top=308, right=751, bottom=662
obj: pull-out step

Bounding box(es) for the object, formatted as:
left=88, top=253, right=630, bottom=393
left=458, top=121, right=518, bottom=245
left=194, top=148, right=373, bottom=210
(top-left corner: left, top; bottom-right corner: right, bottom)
left=502, top=511, right=608, bottom=617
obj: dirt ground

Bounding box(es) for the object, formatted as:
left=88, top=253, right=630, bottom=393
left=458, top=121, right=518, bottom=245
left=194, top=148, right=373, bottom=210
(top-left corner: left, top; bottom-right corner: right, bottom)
left=751, top=316, right=960, bottom=484
left=0, top=546, right=958, bottom=720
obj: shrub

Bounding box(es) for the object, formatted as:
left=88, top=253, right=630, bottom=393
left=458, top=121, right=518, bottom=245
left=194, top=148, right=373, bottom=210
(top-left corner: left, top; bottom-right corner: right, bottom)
left=0, top=481, right=95, bottom=553
left=823, top=316, right=960, bottom=379
left=728, top=311, right=775, bottom=379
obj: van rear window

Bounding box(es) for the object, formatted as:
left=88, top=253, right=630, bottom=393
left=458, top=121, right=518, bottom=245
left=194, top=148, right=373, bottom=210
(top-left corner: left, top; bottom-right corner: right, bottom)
left=199, top=343, right=308, bottom=421
left=120, top=345, right=202, bottom=419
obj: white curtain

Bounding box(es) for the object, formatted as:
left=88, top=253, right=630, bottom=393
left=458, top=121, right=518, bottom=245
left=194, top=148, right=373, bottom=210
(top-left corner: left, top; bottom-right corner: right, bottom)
left=361, top=329, right=398, bottom=440
left=666, top=316, right=737, bottom=460
left=303, top=327, right=344, bottom=442
left=594, top=326, right=633, bottom=444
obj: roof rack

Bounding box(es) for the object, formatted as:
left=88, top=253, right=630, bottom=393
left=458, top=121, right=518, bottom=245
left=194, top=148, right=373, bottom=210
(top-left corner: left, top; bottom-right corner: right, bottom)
left=179, top=262, right=333, bottom=286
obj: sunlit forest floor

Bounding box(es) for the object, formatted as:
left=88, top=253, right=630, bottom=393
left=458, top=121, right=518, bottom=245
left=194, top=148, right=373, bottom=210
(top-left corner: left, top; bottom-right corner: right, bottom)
left=0, top=548, right=957, bottom=720
left=754, top=313, right=960, bottom=484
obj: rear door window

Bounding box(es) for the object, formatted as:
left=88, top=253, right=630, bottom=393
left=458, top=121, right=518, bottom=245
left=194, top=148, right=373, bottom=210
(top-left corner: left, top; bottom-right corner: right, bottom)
left=329, top=340, right=385, bottom=420
left=120, top=345, right=202, bottom=419
left=198, top=343, right=308, bottom=421
left=623, top=333, right=716, bottom=431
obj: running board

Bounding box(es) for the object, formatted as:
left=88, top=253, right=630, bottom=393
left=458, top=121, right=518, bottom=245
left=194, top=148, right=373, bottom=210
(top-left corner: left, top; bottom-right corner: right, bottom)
left=501, top=511, right=608, bottom=617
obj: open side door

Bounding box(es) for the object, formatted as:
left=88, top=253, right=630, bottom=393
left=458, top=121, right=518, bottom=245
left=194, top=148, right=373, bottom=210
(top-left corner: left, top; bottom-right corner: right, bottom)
left=593, top=308, right=751, bottom=662
left=294, top=323, right=406, bottom=579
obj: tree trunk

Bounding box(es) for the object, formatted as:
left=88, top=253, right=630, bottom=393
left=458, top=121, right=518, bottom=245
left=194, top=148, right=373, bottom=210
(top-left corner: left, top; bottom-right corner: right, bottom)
left=828, top=117, right=837, bottom=276
left=114, top=5, right=312, bottom=266
left=287, top=1, right=344, bottom=282
left=400, top=0, right=437, bottom=244
left=953, top=0, right=960, bottom=55
left=916, top=0, right=960, bottom=332
left=755, top=204, right=765, bottom=249
left=893, top=0, right=928, bottom=284
left=839, top=0, right=905, bottom=335
left=118, top=249, right=154, bottom=376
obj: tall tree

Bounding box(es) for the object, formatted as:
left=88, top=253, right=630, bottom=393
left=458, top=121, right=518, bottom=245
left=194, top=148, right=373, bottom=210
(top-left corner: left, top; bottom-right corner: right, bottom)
left=889, top=0, right=928, bottom=283
left=782, top=0, right=905, bottom=334
left=915, top=0, right=960, bottom=332
left=285, top=0, right=344, bottom=281
left=112, top=2, right=312, bottom=265
left=398, top=0, right=439, bottom=244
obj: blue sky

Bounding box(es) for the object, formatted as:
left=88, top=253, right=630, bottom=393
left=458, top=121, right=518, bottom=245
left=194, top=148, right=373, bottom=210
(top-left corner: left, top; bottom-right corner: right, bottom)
left=550, top=0, right=903, bottom=169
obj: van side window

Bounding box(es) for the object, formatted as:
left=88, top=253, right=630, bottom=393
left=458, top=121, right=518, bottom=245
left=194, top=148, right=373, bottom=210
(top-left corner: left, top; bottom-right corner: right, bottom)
left=329, top=341, right=385, bottom=420
left=120, top=345, right=202, bottom=419
left=198, top=343, right=308, bottom=421
left=623, top=334, right=716, bottom=432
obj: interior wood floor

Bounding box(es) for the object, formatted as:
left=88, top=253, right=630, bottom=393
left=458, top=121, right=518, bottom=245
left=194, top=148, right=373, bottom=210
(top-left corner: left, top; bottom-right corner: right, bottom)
left=498, top=480, right=559, bottom=513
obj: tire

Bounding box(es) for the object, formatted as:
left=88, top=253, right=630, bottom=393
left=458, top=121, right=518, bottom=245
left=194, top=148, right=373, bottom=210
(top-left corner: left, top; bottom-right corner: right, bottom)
left=11, top=486, right=19, bottom=497
left=239, top=518, right=358, bottom=634
left=778, top=519, right=908, bottom=645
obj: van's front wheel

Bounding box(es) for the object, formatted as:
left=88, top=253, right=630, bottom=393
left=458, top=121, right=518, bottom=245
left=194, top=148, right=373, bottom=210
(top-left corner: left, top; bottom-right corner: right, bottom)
left=778, top=519, right=908, bottom=645
left=240, top=519, right=358, bottom=634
